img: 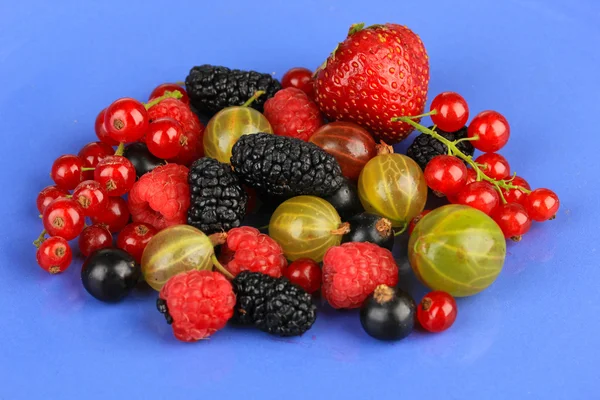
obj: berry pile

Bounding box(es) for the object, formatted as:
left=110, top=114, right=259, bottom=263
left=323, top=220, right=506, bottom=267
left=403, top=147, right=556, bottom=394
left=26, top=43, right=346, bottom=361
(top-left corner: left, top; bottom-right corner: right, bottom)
left=31, top=22, right=559, bottom=343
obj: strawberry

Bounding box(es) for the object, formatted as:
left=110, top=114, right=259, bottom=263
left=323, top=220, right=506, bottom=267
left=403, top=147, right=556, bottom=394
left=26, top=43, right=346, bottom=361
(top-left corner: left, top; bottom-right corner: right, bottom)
left=315, top=23, right=429, bottom=143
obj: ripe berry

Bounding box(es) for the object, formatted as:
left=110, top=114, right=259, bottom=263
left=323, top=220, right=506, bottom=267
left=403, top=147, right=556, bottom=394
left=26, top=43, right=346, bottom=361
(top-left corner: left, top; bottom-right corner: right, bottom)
left=429, top=92, right=469, bottom=132
left=525, top=188, right=560, bottom=222
left=73, top=180, right=108, bottom=217
left=408, top=209, right=431, bottom=235
left=36, top=237, right=72, bottom=274
left=42, top=198, right=85, bottom=240
left=36, top=185, right=69, bottom=214
left=94, top=155, right=136, bottom=196
left=51, top=155, right=84, bottom=190
left=475, top=153, right=510, bottom=180
left=116, top=222, right=157, bottom=264
left=149, top=83, right=189, bottom=105
left=360, top=285, right=416, bottom=341
left=95, top=108, right=119, bottom=146
left=284, top=258, right=322, bottom=294
left=501, top=176, right=530, bottom=205
left=281, top=67, right=314, bottom=99
left=81, top=248, right=140, bottom=302
left=78, top=225, right=113, bottom=257
left=467, top=110, right=510, bottom=152
left=123, top=142, right=165, bottom=179
left=424, top=155, right=468, bottom=196
left=492, top=203, right=532, bottom=240
left=90, top=196, right=130, bottom=233
left=104, top=98, right=149, bottom=143
left=456, top=181, right=500, bottom=215
left=78, top=141, right=114, bottom=180
left=145, top=118, right=183, bottom=159
left=416, top=291, right=457, bottom=333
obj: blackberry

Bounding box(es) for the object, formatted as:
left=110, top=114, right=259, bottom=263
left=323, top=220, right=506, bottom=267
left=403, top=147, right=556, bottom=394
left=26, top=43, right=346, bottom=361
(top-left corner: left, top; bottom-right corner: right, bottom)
left=406, top=126, right=474, bottom=171
left=187, top=157, right=247, bottom=234
left=231, top=133, right=345, bottom=198
left=231, top=271, right=317, bottom=336
left=185, top=65, right=281, bottom=115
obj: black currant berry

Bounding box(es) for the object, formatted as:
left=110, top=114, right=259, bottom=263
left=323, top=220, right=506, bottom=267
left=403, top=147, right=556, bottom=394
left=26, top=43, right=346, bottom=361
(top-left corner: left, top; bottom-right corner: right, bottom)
left=342, top=213, right=394, bottom=250
left=324, top=178, right=363, bottom=220
left=360, top=285, right=416, bottom=341
left=123, top=142, right=165, bottom=179
left=81, top=248, right=141, bottom=302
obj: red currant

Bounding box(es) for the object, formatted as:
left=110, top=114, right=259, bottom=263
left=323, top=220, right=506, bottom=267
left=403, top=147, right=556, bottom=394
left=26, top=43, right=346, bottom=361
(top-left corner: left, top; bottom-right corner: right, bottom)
left=417, top=291, right=457, bottom=333
left=116, top=222, right=157, bottom=263
left=429, top=92, right=469, bottom=132
left=90, top=196, right=130, bottom=232
left=475, top=153, right=510, bottom=180
left=73, top=180, right=109, bottom=217
left=78, top=141, right=114, bottom=180
left=36, top=237, right=73, bottom=274
left=284, top=258, right=322, bottom=294
left=146, top=118, right=183, bottom=159
left=51, top=155, right=84, bottom=190
left=424, top=155, right=467, bottom=195
left=104, top=98, right=149, bottom=143
left=467, top=110, right=510, bottom=152
left=36, top=185, right=69, bottom=214
left=408, top=210, right=431, bottom=235
left=465, top=168, right=477, bottom=185
left=42, top=198, right=85, bottom=240
left=492, top=203, right=532, bottom=240
left=95, top=108, right=119, bottom=146
left=78, top=224, right=113, bottom=257
left=94, top=155, right=136, bottom=197
left=525, top=188, right=559, bottom=222
left=501, top=176, right=530, bottom=205
left=149, top=83, right=189, bottom=105
left=281, top=67, right=315, bottom=98
left=456, top=181, right=500, bottom=215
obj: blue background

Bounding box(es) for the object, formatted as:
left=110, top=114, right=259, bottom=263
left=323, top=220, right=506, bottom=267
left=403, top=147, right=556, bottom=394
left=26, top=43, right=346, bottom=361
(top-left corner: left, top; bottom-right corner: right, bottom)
left=1, top=0, right=598, bottom=398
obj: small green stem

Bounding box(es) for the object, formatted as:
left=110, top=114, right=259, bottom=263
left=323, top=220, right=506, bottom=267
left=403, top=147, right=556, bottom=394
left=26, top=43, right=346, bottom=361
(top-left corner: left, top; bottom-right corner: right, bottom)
left=454, top=136, right=479, bottom=144
left=81, top=167, right=95, bottom=172
left=393, top=117, right=531, bottom=198
left=402, top=109, right=438, bottom=120
left=33, top=230, right=47, bottom=248
left=211, top=254, right=234, bottom=280
left=258, top=224, right=269, bottom=230
left=394, top=223, right=408, bottom=236
left=242, top=91, right=265, bottom=107
left=114, top=142, right=125, bottom=156
left=144, top=90, right=183, bottom=110
left=174, top=81, right=185, bottom=86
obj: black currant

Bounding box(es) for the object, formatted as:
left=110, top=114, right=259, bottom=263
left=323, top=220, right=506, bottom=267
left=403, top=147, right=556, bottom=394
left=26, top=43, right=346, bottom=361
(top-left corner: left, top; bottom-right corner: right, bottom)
left=342, top=213, right=394, bottom=250
left=360, top=285, right=416, bottom=341
left=123, top=142, right=165, bottom=179
left=81, top=248, right=141, bottom=302
left=323, top=178, right=363, bottom=220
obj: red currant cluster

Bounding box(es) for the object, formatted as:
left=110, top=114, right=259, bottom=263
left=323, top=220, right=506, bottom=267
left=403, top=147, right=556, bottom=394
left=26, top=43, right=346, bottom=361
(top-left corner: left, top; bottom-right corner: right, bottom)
left=34, top=84, right=189, bottom=273
left=395, top=92, right=560, bottom=241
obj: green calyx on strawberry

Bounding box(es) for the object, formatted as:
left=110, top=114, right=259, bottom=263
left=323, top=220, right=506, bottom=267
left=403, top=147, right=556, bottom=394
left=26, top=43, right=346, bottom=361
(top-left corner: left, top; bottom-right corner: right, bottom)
left=315, top=23, right=430, bottom=144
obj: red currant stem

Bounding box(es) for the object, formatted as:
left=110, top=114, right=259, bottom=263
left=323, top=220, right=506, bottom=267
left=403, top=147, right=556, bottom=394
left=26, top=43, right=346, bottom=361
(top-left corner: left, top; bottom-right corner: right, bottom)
left=454, top=136, right=479, bottom=144
left=38, top=214, right=42, bottom=219
left=403, top=109, right=438, bottom=120
left=242, top=91, right=266, bottom=107
left=174, top=81, right=185, bottom=86
left=143, top=90, right=183, bottom=110
left=392, top=117, right=532, bottom=196
left=65, top=194, right=72, bottom=198
left=114, top=142, right=125, bottom=156
left=81, top=167, right=95, bottom=172
left=211, top=254, right=234, bottom=280
left=33, top=230, right=47, bottom=248
left=394, top=222, right=408, bottom=236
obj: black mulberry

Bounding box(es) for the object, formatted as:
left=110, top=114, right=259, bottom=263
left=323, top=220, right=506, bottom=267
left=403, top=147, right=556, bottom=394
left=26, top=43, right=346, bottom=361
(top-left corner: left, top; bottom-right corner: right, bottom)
left=406, top=126, right=474, bottom=171
left=187, top=158, right=247, bottom=234
left=185, top=65, right=281, bottom=115
left=231, top=271, right=316, bottom=336
left=230, top=133, right=345, bottom=198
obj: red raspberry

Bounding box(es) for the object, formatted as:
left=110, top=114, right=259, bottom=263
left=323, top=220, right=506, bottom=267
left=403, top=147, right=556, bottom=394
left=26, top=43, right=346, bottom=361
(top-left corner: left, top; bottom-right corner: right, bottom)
left=147, top=98, right=205, bottom=165
left=219, top=227, right=287, bottom=278
left=263, top=88, right=323, bottom=141
left=128, top=164, right=190, bottom=230
left=322, top=242, right=398, bottom=309
left=158, top=270, right=235, bottom=342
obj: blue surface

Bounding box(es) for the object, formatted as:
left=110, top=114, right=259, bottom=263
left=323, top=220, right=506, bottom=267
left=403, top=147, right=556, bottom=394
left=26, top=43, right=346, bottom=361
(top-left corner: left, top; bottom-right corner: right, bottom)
left=1, top=0, right=599, bottom=398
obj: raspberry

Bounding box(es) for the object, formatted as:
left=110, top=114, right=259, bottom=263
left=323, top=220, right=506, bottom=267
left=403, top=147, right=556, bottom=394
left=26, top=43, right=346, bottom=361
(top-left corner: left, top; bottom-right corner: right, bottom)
left=128, top=164, right=190, bottom=230
left=263, top=88, right=323, bottom=141
left=322, top=242, right=399, bottom=309
left=219, top=227, right=287, bottom=278
left=147, top=98, right=205, bottom=166
left=157, top=270, right=235, bottom=342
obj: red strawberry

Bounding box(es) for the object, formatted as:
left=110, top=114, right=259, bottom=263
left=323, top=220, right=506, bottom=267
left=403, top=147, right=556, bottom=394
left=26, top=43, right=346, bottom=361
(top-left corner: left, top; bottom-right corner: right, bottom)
left=315, top=23, right=429, bottom=143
